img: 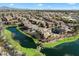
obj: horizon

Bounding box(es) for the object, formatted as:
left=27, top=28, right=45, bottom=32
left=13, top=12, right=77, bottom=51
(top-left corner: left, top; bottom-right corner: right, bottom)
left=0, top=3, right=79, bottom=10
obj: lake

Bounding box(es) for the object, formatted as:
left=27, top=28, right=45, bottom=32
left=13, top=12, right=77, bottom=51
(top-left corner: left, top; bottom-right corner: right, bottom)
left=41, top=39, right=79, bottom=56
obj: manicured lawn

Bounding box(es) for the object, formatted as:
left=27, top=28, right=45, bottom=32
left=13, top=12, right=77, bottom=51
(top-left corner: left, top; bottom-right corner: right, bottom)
left=42, top=34, right=79, bottom=48
left=3, top=28, right=43, bottom=56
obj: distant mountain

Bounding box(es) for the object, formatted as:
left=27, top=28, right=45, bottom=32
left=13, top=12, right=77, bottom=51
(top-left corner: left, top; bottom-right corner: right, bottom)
left=0, top=6, right=28, bottom=11
left=0, top=6, right=20, bottom=10
left=0, top=6, right=11, bottom=9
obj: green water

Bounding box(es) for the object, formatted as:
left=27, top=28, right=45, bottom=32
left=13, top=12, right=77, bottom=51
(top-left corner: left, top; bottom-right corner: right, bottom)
left=41, top=40, right=79, bottom=56
left=7, top=26, right=37, bottom=49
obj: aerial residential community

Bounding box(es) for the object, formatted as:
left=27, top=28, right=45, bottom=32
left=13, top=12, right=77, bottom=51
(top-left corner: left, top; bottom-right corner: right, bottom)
left=0, top=3, right=79, bottom=56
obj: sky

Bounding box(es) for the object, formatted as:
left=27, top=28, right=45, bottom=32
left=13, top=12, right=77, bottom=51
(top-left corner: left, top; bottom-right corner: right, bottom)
left=0, top=3, right=79, bottom=10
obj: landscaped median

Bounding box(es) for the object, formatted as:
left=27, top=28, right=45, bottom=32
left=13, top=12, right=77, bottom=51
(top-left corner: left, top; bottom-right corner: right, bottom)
left=42, top=34, right=79, bottom=48
left=3, top=26, right=43, bottom=56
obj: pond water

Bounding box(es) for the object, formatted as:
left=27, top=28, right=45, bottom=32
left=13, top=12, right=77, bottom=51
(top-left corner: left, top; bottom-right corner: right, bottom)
left=7, top=27, right=37, bottom=49
left=41, top=39, right=79, bottom=56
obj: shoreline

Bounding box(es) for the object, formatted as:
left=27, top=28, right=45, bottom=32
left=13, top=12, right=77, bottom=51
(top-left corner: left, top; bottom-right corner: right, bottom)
left=4, top=25, right=43, bottom=56
left=3, top=25, right=79, bottom=55
left=42, top=34, right=79, bottom=48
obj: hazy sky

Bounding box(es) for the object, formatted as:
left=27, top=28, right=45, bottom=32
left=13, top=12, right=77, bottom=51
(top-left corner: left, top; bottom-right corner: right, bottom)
left=0, top=3, right=79, bottom=10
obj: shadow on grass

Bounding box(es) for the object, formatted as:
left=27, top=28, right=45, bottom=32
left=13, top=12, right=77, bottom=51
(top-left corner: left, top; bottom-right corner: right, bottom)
left=41, top=39, right=79, bottom=56
left=6, top=26, right=37, bottom=49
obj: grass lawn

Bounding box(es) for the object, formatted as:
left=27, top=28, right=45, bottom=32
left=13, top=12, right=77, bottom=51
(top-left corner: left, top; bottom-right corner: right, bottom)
left=42, top=34, right=79, bottom=48
left=3, top=28, right=43, bottom=56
